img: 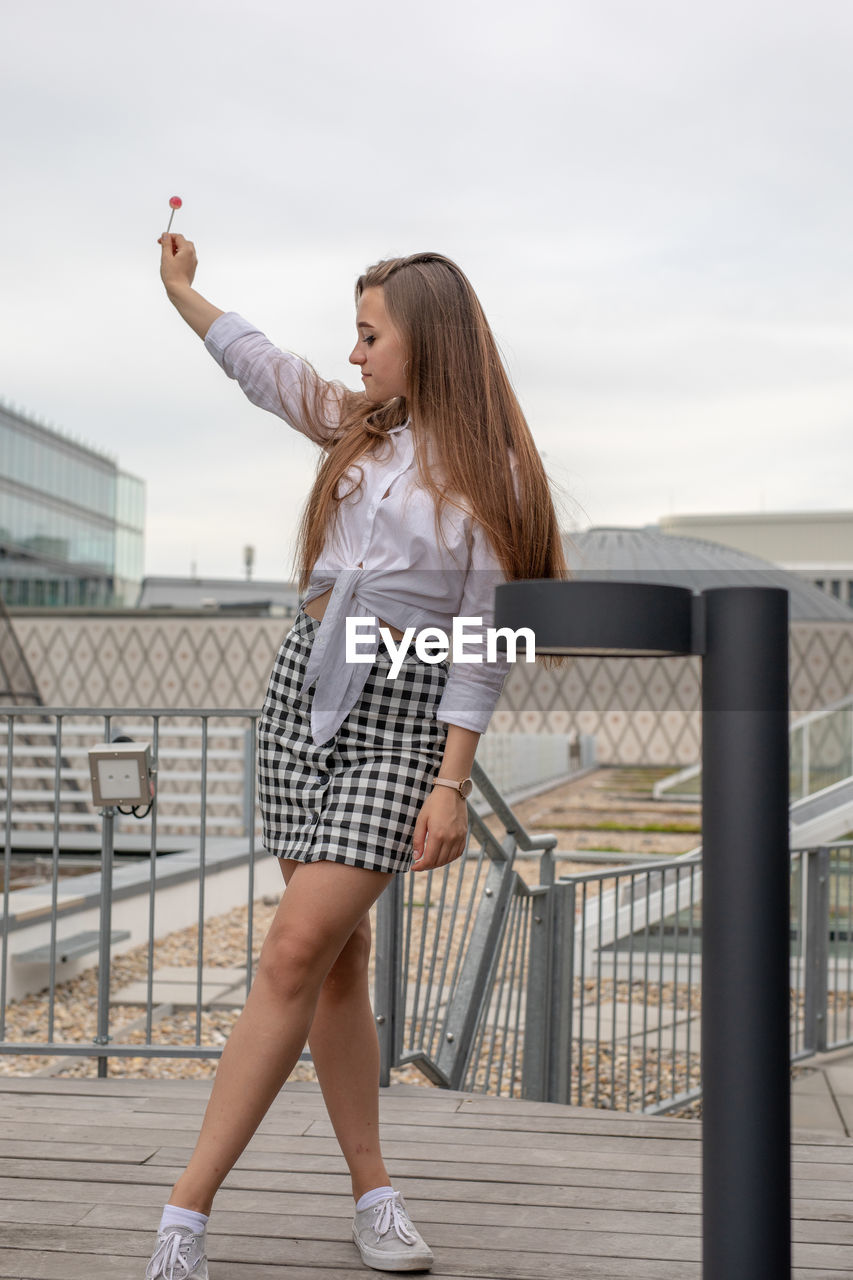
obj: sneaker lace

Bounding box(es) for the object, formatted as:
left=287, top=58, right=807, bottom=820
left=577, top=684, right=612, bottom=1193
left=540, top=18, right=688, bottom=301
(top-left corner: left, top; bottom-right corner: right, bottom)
left=373, top=1192, right=418, bottom=1245
left=145, top=1228, right=197, bottom=1280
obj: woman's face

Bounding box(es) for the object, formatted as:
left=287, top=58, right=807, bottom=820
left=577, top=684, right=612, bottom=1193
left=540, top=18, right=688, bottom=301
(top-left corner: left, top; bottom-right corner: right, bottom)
left=349, top=286, right=408, bottom=402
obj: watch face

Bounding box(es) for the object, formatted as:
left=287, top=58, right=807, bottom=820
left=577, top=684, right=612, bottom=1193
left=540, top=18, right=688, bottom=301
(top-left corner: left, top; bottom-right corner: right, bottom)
left=460, top=778, right=474, bottom=798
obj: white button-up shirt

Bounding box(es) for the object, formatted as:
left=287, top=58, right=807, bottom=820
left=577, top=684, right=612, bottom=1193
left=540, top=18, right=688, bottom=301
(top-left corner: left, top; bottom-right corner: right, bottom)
left=205, top=313, right=513, bottom=745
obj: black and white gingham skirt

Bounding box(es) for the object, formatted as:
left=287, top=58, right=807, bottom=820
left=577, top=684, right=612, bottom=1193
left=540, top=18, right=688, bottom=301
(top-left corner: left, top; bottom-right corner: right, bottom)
left=258, top=610, right=449, bottom=874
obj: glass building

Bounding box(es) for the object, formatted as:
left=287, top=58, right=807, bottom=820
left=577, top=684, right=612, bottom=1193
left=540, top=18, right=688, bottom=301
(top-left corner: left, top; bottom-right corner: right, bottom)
left=0, top=400, right=145, bottom=607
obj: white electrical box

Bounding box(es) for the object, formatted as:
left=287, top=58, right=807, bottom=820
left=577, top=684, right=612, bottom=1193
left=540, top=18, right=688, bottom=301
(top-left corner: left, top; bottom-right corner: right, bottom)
left=88, top=743, right=153, bottom=806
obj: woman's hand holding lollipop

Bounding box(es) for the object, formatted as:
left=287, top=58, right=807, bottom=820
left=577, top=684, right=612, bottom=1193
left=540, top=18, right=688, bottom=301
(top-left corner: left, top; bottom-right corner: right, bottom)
left=157, top=196, right=223, bottom=339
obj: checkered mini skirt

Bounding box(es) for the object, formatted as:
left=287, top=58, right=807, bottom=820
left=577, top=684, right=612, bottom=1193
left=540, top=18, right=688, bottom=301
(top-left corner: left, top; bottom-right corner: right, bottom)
left=258, top=610, right=449, bottom=874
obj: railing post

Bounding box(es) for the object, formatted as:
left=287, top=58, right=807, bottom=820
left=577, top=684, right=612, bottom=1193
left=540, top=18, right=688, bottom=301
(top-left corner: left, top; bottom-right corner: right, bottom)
left=242, top=726, right=255, bottom=837
left=94, top=804, right=116, bottom=1078
left=522, top=879, right=575, bottom=1104
left=548, top=880, right=575, bottom=1105
left=803, top=846, right=831, bottom=1055
left=522, top=887, right=551, bottom=1101
left=374, top=875, right=404, bottom=1086
left=802, top=722, right=810, bottom=801
left=435, top=847, right=516, bottom=1090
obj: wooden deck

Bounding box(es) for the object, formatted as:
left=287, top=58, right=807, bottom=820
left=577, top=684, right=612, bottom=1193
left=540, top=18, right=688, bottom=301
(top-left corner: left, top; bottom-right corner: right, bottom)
left=0, top=1077, right=851, bottom=1278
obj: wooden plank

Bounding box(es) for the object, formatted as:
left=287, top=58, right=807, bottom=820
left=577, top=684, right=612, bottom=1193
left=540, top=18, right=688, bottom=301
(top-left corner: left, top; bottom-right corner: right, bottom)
left=793, top=1142, right=853, bottom=1165
left=0, top=1173, right=703, bottom=1218
left=788, top=1162, right=853, bottom=1187
left=0, top=1106, right=313, bottom=1138
left=0, top=1197, right=85, bottom=1226
left=303, top=1115, right=704, bottom=1157
left=0, top=1153, right=706, bottom=1195
left=0, top=1249, right=374, bottom=1280
left=72, top=1204, right=706, bottom=1261
left=149, top=1135, right=704, bottom=1175
left=127, top=1091, right=464, bottom=1116
left=794, top=1197, right=853, bottom=1221
left=0, top=1166, right=849, bottom=1223
left=0, top=1119, right=223, bottom=1146
left=0, top=1223, right=704, bottom=1270
left=82, top=1198, right=706, bottom=1240
left=0, top=1138, right=157, bottom=1163
left=0, top=1091, right=140, bottom=1114
left=0, top=1077, right=215, bottom=1099
left=0, top=1230, right=845, bottom=1279
left=0, top=1245, right=702, bottom=1280
left=0, top=1239, right=847, bottom=1280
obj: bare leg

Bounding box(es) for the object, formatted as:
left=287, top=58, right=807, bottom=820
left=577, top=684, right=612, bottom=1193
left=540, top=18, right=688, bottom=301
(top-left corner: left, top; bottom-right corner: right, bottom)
left=279, top=859, right=390, bottom=1201
left=168, top=860, right=392, bottom=1214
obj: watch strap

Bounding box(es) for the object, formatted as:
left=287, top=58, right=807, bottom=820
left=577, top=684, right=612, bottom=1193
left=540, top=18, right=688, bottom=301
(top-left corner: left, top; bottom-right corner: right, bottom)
left=432, top=776, right=473, bottom=798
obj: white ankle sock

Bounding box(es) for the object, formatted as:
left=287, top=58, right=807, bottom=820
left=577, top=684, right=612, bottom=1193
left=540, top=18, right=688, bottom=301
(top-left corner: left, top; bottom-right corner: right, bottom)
left=356, top=1185, right=396, bottom=1213
left=159, top=1204, right=209, bottom=1236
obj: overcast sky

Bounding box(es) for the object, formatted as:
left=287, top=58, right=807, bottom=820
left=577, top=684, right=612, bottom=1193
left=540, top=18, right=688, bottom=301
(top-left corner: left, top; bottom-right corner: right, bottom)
left=2, top=0, right=852, bottom=581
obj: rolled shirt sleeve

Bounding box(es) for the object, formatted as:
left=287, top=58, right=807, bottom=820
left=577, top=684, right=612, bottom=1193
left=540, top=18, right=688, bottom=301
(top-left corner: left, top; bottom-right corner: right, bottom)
left=435, top=521, right=514, bottom=733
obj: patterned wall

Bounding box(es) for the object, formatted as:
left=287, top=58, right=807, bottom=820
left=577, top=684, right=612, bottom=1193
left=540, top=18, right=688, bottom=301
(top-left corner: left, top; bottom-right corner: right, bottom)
left=11, top=613, right=291, bottom=710
left=493, top=653, right=704, bottom=765
left=10, top=613, right=853, bottom=764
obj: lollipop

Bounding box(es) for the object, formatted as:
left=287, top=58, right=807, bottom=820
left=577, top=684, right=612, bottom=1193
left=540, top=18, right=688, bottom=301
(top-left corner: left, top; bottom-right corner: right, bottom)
left=165, top=196, right=182, bottom=233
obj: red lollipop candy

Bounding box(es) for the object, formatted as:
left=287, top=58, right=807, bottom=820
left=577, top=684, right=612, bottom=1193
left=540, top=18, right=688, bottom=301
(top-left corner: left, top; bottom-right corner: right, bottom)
left=165, top=195, right=182, bottom=233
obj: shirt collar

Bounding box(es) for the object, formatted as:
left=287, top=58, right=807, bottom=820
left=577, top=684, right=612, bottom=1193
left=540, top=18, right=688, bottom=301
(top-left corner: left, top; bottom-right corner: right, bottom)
left=387, top=418, right=411, bottom=436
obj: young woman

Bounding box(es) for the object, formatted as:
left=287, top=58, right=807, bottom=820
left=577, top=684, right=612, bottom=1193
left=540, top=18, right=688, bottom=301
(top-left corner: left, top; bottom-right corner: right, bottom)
left=146, top=233, right=566, bottom=1280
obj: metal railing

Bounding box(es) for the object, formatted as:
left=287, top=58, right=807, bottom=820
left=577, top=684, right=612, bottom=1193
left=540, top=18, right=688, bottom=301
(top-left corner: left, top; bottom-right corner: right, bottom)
left=374, top=782, right=706, bottom=1110
left=655, top=693, right=853, bottom=804
left=3, top=703, right=852, bottom=1109
left=1, top=708, right=591, bottom=840
left=377, top=832, right=853, bottom=1111
left=790, top=842, right=853, bottom=1058
left=2, top=706, right=263, bottom=1075
left=1, top=706, right=259, bottom=839
left=374, top=766, right=558, bottom=1098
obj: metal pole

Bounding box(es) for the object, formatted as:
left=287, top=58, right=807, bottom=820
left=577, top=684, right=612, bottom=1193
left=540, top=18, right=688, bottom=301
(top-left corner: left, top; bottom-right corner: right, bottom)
left=374, top=875, right=405, bottom=1086
left=94, top=804, right=116, bottom=1078
left=803, top=847, right=830, bottom=1055
left=701, top=587, right=790, bottom=1278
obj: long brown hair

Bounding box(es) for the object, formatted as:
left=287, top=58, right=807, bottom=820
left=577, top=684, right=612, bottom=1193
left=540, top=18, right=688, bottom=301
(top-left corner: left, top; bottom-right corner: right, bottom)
left=293, top=252, right=567, bottom=593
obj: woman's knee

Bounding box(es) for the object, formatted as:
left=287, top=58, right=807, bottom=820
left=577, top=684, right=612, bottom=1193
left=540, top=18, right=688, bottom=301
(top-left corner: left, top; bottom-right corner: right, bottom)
left=322, top=915, right=372, bottom=998
left=256, top=924, right=329, bottom=1001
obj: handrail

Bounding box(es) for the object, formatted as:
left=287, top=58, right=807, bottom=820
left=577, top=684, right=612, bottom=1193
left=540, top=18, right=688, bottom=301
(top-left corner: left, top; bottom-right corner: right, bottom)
left=654, top=692, right=853, bottom=802
left=470, top=759, right=558, bottom=852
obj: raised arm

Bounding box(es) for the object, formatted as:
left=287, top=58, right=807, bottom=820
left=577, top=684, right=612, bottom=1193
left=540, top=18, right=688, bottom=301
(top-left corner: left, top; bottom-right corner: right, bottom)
left=158, top=233, right=224, bottom=339
left=157, top=233, right=345, bottom=445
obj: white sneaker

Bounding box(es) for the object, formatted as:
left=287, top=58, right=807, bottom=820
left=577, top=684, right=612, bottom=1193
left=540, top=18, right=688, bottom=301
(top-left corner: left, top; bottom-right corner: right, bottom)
left=145, top=1225, right=209, bottom=1279
left=352, top=1190, right=434, bottom=1272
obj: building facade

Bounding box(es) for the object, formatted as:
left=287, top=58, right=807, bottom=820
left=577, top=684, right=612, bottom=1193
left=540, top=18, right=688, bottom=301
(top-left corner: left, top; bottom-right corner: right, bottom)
left=659, top=510, right=853, bottom=609
left=0, top=400, right=145, bottom=607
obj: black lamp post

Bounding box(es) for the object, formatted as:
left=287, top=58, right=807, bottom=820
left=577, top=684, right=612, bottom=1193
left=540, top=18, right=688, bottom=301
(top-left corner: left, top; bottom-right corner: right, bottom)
left=494, top=581, right=791, bottom=1280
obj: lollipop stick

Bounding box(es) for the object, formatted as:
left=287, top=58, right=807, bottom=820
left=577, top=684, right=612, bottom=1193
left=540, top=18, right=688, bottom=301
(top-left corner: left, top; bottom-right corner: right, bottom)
left=166, top=208, right=176, bottom=234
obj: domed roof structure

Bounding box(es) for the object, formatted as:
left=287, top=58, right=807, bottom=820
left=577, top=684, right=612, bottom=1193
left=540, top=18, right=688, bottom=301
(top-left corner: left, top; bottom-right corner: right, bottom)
left=563, top=527, right=853, bottom=623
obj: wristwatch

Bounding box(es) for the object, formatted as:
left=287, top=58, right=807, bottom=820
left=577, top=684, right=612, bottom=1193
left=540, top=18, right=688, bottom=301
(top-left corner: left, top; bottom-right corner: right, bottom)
left=432, top=776, right=474, bottom=799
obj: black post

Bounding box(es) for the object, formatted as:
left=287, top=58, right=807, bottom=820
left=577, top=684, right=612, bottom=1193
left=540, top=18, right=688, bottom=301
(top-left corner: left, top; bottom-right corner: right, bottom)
left=701, top=587, right=790, bottom=1278
left=495, top=579, right=793, bottom=1274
